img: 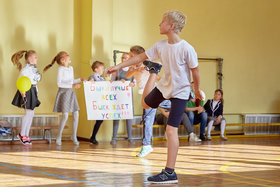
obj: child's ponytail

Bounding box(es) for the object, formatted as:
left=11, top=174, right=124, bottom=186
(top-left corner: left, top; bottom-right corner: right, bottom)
left=11, top=50, right=27, bottom=71
left=11, top=50, right=37, bottom=71
left=43, top=51, right=68, bottom=73
left=43, top=56, right=56, bottom=72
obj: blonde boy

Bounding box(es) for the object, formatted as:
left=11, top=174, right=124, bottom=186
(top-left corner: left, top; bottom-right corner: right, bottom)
left=107, top=10, right=201, bottom=184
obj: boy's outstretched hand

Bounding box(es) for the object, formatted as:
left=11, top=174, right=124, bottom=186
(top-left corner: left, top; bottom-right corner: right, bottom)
left=106, top=65, right=120, bottom=76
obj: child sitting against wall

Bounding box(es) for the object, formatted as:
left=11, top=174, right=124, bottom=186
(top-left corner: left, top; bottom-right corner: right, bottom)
left=204, top=89, right=227, bottom=141
left=156, top=100, right=201, bottom=142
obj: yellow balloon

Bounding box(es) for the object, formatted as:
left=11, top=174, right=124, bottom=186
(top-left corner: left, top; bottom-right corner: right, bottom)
left=16, top=76, right=31, bottom=92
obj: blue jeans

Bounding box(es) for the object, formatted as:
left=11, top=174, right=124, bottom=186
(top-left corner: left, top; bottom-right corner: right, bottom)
left=142, top=108, right=157, bottom=146
left=187, top=111, right=207, bottom=135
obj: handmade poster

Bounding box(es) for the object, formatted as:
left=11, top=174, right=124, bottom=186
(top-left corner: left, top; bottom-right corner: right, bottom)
left=83, top=81, right=133, bottom=120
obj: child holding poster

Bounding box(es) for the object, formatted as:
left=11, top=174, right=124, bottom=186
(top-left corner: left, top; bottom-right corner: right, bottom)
left=88, top=61, right=105, bottom=144
left=44, top=51, right=86, bottom=146
left=110, top=53, right=135, bottom=144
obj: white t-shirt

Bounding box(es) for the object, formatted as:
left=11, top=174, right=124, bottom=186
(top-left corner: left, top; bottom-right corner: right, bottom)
left=133, top=64, right=150, bottom=94
left=145, top=39, right=198, bottom=100
left=57, top=66, right=81, bottom=88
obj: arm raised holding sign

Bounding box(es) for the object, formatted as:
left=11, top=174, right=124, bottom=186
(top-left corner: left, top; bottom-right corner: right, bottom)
left=109, top=53, right=135, bottom=145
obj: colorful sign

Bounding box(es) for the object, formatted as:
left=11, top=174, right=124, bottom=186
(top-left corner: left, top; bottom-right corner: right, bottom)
left=83, top=81, right=133, bottom=120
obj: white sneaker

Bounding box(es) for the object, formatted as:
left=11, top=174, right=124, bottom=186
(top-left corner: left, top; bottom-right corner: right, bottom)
left=72, top=136, right=79, bottom=145
left=189, top=132, right=202, bottom=142
left=207, top=136, right=212, bottom=141
left=56, top=138, right=62, bottom=146
left=220, top=136, right=228, bottom=141
left=136, top=145, right=153, bottom=158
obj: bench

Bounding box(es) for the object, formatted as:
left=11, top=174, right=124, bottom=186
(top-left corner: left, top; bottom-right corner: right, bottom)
left=0, top=115, right=62, bottom=144
left=132, top=123, right=280, bottom=139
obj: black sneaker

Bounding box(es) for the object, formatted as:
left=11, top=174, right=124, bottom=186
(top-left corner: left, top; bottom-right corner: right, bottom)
left=90, top=139, right=98, bottom=144
left=147, top=169, right=178, bottom=184
left=200, top=134, right=207, bottom=141
left=143, top=60, right=162, bottom=74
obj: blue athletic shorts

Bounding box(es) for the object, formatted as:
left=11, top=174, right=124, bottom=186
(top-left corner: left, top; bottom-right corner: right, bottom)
left=144, top=87, right=189, bottom=128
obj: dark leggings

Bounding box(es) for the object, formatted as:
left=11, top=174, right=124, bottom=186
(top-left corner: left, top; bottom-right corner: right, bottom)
left=91, top=120, right=103, bottom=140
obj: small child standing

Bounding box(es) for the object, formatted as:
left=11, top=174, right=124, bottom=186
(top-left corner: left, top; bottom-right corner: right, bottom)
left=107, top=10, right=202, bottom=184
left=11, top=50, right=41, bottom=145
left=204, top=89, right=227, bottom=141
left=88, top=61, right=105, bottom=144
left=44, top=51, right=85, bottom=145
left=110, top=53, right=135, bottom=144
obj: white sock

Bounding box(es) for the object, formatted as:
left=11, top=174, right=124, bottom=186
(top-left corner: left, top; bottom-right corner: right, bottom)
left=72, top=111, right=79, bottom=141
left=220, top=120, right=226, bottom=137
left=57, top=113, right=68, bottom=139
left=25, top=109, right=34, bottom=136
left=207, top=120, right=214, bottom=137
left=21, top=109, right=34, bottom=136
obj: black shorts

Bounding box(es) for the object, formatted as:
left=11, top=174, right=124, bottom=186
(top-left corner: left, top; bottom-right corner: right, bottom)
left=144, top=87, right=188, bottom=128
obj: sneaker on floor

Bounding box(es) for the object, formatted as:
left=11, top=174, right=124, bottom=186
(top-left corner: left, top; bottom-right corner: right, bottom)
left=143, top=60, right=162, bottom=74
left=71, top=136, right=79, bottom=145
left=73, top=139, right=79, bottom=145
left=17, top=133, right=27, bottom=145
left=220, top=136, right=228, bottom=141
left=199, top=134, right=207, bottom=141
left=128, top=139, right=135, bottom=144
left=207, top=136, right=212, bottom=141
left=25, top=136, right=32, bottom=145
left=110, top=139, right=117, bottom=145
left=90, top=139, right=98, bottom=144
left=136, top=145, right=153, bottom=157
left=56, top=138, right=62, bottom=146
left=147, top=169, right=178, bottom=184
left=189, top=132, right=201, bottom=142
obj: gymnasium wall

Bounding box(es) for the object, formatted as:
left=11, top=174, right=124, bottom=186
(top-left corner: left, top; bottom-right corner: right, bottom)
left=79, top=0, right=280, bottom=140
left=111, top=0, right=280, bottom=115
left=0, top=0, right=83, bottom=137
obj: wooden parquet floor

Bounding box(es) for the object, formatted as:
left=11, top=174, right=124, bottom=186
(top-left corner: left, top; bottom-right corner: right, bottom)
left=0, top=137, right=280, bottom=187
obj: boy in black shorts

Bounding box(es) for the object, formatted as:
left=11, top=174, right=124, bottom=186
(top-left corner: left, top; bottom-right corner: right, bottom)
left=107, top=10, right=201, bottom=184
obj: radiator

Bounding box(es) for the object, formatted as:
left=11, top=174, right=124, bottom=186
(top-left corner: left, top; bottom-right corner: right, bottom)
left=243, top=114, right=280, bottom=135
left=0, top=115, right=59, bottom=140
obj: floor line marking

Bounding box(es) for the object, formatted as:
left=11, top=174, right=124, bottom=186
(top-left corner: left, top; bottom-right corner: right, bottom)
left=220, top=161, right=280, bottom=185
left=0, top=162, right=113, bottom=187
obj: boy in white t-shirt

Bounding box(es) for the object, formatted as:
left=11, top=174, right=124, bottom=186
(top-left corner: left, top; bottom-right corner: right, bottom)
left=107, top=10, right=202, bottom=184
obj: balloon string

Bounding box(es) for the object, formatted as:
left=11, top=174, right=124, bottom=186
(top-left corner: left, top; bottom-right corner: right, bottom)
left=21, top=95, right=27, bottom=109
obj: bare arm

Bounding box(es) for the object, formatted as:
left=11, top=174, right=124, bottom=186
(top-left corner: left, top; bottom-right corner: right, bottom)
left=110, top=72, right=117, bottom=81
left=191, top=67, right=202, bottom=100
left=107, top=53, right=148, bottom=74
left=126, top=67, right=137, bottom=79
